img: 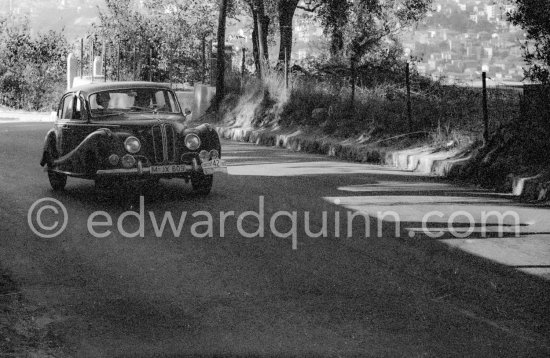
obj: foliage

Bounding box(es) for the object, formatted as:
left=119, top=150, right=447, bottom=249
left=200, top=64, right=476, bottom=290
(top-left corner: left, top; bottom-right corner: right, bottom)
left=342, top=0, right=432, bottom=63
left=508, top=0, right=550, bottom=83
left=0, top=16, right=68, bottom=110
left=220, top=59, right=520, bottom=146
left=95, top=0, right=220, bottom=83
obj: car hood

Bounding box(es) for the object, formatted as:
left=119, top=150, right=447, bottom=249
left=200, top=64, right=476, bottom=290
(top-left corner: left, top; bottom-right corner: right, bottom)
left=90, top=113, right=187, bottom=129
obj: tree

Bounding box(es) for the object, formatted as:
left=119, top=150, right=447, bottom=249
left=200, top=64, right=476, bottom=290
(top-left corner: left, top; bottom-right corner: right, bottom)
left=242, top=0, right=272, bottom=76
left=317, top=0, right=351, bottom=57
left=97, top=0, right=219, bottom=83
left=0, top=16, right=68, bottom=110
left=215, top=0, right=228, bottom=109
left=277, top=0, right=299, bottom=64
left=508, top=0, right=550, bottom=83
left=342, top=0, right=432, bottom=104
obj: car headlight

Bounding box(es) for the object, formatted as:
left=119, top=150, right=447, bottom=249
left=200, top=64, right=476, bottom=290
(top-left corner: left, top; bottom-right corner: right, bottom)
left=184, top=134, right=201, bottom=151
left=124, top=136, right=141, bottom=154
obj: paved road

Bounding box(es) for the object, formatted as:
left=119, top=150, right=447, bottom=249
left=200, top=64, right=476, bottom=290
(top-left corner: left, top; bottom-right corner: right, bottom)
left=1, top=122, right=550, bottom=357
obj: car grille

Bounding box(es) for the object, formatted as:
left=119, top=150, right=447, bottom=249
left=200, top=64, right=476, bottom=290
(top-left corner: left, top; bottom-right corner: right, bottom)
left=151, top=124, right=177, bottom=164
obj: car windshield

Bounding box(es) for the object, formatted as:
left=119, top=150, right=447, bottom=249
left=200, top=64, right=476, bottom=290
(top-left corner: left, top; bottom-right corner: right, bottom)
left=89, top=88, right=181, bottom=118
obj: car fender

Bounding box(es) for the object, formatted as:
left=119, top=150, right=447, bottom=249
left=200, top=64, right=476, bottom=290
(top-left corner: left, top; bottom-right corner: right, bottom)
left=50, top=128, right=120, bottom=175
left=193, top=123, right=222, bottom=157
left=40, top=128, right=59, bottom=167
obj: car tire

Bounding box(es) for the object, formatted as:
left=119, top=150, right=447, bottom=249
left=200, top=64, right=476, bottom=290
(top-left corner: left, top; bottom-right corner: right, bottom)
left=48, top=170, right=67, bottom=191
left=45, top=143, right=66, bottom=191
left=191, top=173, right=213, bottom=196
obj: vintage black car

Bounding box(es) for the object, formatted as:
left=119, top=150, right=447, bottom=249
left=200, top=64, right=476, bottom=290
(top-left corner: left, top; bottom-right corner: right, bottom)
left=40, top=81, right=226, bottom=194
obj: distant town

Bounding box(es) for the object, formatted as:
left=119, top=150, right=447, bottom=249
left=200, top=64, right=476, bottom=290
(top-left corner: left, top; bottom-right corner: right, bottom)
left=262, top=0, right=525, bottom=84
left=404, top=0, right=525, bottom=84
left=3, top=0, right=527, bottom=84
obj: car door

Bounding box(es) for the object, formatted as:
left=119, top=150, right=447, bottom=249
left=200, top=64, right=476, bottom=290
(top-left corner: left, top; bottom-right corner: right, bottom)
left=57, top=93, right=94, bottom=155
left=56, top=93, right=76, bottom=156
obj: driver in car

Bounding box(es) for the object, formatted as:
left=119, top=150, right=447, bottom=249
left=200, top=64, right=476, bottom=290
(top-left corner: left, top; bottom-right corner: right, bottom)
left=95, top=92, right=111, bottom=110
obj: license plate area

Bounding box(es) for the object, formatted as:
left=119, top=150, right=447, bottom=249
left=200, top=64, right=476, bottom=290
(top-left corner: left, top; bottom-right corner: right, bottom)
left=150, top=164, right=189, bottom=175
left=201, top=159, right=228, bottom=175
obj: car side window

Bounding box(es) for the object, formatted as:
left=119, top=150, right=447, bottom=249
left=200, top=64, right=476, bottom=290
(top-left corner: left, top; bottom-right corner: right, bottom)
left=73, top=97, right=85, bottom=121
left=60, top=95, right=74, bottom=120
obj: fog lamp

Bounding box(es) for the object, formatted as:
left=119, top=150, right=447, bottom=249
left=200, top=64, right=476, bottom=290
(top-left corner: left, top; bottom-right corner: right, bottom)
left=199, top=150, right=210, bottom=162
left=121, top=154, right=136, bottom=168
left=108, top=154, right=120, bottom=166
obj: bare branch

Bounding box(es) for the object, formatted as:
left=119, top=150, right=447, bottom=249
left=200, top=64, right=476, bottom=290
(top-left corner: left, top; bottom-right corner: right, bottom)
left=296, top=3, right=322, bottom=12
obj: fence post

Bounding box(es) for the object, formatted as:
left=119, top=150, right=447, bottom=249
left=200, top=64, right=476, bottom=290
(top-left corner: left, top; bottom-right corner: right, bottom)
left=116, top=43, right=120, bottom=81
left=284, top=47, right=289, bottom=90
left=133, top=45, right=137, bottom=81
left=80, top=38, right=84, bottom=78
left=91, top=38, right=95, bottom=83
left=241, top=48, right=246, bottom=92
left=103, top=41, right=107, bottom=82
left=482, top=72, right=489, bottom=143
left=149, top=47, right=153, bottom=82
left=209, top=40, right=214, bottom=86
left=406, top=62, right=412, bottom=131
left=202, top=36, right=206, bottom=83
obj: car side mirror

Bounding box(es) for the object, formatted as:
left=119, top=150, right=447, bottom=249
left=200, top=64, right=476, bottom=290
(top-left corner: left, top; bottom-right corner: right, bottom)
left=184, top=108, right=191, bottom=116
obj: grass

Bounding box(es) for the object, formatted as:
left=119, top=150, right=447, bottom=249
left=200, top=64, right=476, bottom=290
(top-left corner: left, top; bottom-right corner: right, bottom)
left=218, top=67, right=522, bottom=148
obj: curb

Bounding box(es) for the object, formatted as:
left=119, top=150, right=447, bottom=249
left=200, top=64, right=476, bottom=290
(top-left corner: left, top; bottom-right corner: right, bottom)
left=216, top=126, right=470, bottom=177
left=509, top=172, right=550, bottom=201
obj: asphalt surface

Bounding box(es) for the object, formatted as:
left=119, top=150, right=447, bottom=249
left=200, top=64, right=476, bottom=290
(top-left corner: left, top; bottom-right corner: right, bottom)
left=1, top=122, right=550, bottom=357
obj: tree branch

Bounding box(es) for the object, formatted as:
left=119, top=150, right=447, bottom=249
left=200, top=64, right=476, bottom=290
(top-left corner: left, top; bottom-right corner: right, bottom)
left=296, top=3, right=322, bottom=12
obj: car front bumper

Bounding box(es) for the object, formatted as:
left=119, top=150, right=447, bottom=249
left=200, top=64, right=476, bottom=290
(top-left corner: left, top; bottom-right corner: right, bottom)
left=95, top=159, right=227, bottom=176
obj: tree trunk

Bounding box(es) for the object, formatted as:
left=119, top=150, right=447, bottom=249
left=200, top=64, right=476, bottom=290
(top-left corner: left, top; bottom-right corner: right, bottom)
left=249, top=4, right=260, bottom=75
left=255, top=0, right=269, bottom=76
left=330, top=28, right=344, bottom=57
left=277, top=0, right=299, bottom=64
left=215, top=0, right=228, bottom=110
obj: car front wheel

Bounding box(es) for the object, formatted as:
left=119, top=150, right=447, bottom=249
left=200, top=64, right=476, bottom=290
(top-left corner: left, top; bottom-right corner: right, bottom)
left=191, top=173, right=213, bottom=195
